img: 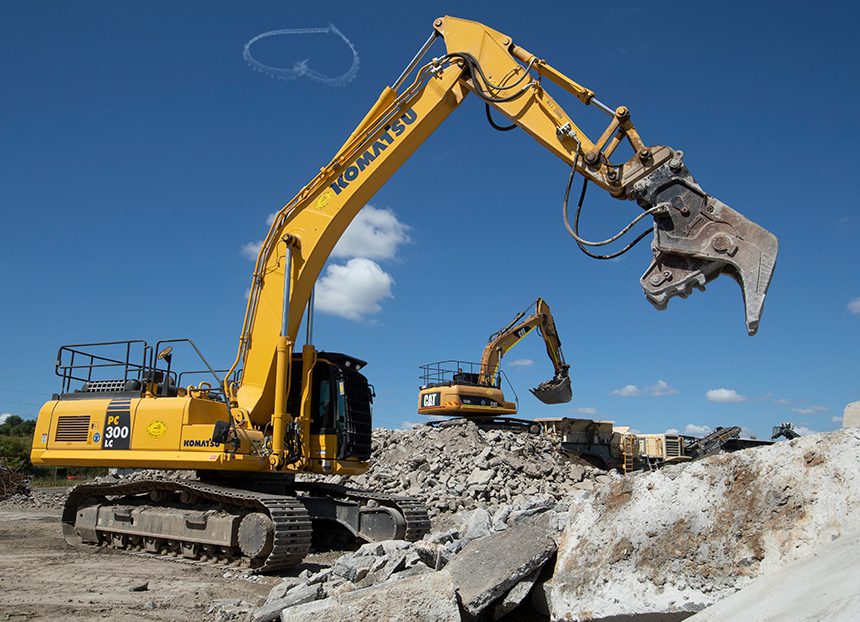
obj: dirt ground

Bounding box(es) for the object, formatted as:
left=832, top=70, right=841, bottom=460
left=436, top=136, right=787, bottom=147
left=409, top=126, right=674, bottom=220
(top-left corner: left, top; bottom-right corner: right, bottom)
left=0, top=495, right=339, bottom=622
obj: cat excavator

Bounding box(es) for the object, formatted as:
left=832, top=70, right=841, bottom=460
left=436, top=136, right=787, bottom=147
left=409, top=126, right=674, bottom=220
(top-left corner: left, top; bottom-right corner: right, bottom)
left=417, top=298, right=571, bottom=424
left=30, top=16, right=778, bottom=571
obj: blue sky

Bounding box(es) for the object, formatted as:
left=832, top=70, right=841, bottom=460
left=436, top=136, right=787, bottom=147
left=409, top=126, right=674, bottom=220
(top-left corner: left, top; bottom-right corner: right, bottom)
left=1, top=1, right=857, bottom=438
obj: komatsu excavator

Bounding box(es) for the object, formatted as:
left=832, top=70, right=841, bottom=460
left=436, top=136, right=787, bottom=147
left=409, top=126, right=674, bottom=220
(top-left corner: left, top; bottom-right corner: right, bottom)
left=418, top=298, right=571, bottom=423
left=30, top=16, right=778, bottom=571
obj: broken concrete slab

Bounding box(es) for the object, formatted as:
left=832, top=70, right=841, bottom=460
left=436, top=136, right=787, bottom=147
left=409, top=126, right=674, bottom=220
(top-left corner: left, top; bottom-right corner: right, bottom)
left=460, top=507, right=491, bottom=542
left=332, top=555, right=377, bottom=583
left=279, top=569, right=460, bottom=622
left=492, top=568, right=540, bottom=620
left=252, top=583, right=322, bottom=622
left=445, top=518, right=557, bottom=616
left=266, top=577, right=305, bottom=601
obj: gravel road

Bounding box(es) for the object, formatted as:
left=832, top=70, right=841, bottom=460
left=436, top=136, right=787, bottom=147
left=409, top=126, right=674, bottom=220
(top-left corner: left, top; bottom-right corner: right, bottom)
left=0, top=492, right=306, bottom=621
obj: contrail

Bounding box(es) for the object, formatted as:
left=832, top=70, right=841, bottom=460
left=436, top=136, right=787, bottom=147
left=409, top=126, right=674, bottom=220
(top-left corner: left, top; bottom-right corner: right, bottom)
left=243, top=24, right=360, bottom=87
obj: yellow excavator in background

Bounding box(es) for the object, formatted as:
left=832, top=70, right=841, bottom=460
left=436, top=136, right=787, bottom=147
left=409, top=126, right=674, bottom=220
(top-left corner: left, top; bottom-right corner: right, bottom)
left=417, top=298, right=571, bottom=425
left=30, top=16, right=778, bottom=571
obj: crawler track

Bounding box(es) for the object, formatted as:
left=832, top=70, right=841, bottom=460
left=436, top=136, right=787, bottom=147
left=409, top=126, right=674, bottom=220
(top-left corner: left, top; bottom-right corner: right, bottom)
left=62, top=479, right=312, bottom=573
left=62, top=478, right=430, bottom=572
left=295, top=481, right=431, bottom=541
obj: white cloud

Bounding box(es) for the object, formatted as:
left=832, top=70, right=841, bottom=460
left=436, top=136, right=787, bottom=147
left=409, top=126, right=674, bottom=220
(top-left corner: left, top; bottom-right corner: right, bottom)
left=774, top=398, right=791, bottom=405
left=241, top=240, right=263, bottom=260
left=572, top=406, right=598, bottom=415
left=848, top=298, right=860, bottom=314
left=242, top=206, right=410, bottom=262
left=241, top=213, right=280, bottom=260
left=647, top=379, right=678, bottom=397
left=612, top=384, right=641, bottom=397
left=791, top=405, right=828, bottom=415
left=706, top=388, right=747, bottom=403
left=794, top=425, right=819, bottom=436
left=315, top=258, right=393, bottom=320
left=831, top=416, right=842, bottom=424
left=684, top=423, right=712, bottom=435
left=332, top=205, right=411, bottom=260
left=665, top=427, right=679, bottom=434
left=0, top=413, right=13, bottom=424
left=241, top=206, right=410, bottom=321
left=611, top=380, right=677, bottom=397
left=507, top=358, right=534, bottom=367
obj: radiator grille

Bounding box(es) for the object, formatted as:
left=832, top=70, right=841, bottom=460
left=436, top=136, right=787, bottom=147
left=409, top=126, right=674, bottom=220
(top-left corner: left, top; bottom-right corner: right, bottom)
left=83, top=379, right=127, bottom=392
left=664, top=435, right=682, bottom=458
left=55, top=415, right=91, bottom=442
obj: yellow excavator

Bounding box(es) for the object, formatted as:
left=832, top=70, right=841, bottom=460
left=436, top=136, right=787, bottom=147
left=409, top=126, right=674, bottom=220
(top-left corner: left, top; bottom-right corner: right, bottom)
left=30, top=16, right=777, bottom=570
left=418, top=298, right=571, bottom=424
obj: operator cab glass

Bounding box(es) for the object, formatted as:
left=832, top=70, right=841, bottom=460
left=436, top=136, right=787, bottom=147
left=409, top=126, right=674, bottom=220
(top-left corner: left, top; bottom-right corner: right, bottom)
left=287, top=352, right=373, bottom=461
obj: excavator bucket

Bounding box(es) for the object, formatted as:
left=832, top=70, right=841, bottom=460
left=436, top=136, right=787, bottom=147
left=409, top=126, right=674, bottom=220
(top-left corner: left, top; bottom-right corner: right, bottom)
left=530, top=375, right=573, bottom=404
left=633, top=152, right=778, bottom=336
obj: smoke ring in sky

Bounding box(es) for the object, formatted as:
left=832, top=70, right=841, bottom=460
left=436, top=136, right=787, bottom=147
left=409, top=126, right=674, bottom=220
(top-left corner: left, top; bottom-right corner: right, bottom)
left=243, top=24, right=360, bottom=87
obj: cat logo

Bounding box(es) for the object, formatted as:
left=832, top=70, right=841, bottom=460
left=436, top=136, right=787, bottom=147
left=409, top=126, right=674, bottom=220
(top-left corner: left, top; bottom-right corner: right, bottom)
left=146, top=420, right=167, bottom=439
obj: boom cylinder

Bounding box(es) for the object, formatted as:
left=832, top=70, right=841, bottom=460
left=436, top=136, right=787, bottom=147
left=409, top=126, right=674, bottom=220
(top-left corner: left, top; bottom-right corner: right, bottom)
left=271, top=238, right=296, bottom=469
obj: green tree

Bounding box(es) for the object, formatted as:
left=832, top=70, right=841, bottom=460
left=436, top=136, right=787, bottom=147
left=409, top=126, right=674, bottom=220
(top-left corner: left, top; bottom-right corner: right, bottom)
left=0, top=416, right=36, bottom=437
left=0, top=435, right=32, bottom=470
left=0, top=416, right=36, bottom=471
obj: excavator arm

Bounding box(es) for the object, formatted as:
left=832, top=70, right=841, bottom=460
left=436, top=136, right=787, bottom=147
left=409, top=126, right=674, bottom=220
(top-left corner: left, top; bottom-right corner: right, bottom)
left=226, top=16, right=778, bottom=468
left=478, top=298, right=572, bottom=404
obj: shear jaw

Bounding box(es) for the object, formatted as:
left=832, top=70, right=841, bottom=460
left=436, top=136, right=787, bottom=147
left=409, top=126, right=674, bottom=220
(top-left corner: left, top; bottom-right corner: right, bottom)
left=633, top=153, right=778, bottom=336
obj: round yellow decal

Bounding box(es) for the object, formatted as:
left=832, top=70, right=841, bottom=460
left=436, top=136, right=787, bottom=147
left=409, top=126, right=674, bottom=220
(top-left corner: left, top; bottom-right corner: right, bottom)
left=146, top=420, right=168, bottom=439
left=314, top=190, right=333, bottom=212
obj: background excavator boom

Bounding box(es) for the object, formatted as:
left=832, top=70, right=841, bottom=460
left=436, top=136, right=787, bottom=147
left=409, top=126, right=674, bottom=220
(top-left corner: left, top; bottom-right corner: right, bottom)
left=479, top=298, right=572, bottom=404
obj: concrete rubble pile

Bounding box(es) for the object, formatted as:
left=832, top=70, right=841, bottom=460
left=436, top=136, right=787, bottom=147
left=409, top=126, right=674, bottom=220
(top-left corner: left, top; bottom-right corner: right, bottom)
left=542, top=428, right=860, bottom=621
left=252, top=427, right=860, bottom=621
left=254, top=504, right=565, bottom=622
left=300, top=419, right=603, bottom=519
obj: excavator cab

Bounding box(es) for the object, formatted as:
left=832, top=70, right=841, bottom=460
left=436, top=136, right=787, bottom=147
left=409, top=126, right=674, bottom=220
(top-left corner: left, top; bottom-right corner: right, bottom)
left=288, top=352, right=373, bottom=462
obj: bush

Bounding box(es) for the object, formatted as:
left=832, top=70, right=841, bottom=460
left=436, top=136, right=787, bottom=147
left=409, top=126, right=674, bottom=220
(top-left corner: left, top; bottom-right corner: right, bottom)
left=0, top=416, right=36, bottom=471
left=0, top=416, right=36, bottom=438
left=0, top=435, right=33, bottom=471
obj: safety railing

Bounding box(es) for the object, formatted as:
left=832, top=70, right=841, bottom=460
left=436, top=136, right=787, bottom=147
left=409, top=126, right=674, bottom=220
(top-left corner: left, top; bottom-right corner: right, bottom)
left=55, top=338, right=227, bottom=401
left=56, top=340, right=154, bottom=394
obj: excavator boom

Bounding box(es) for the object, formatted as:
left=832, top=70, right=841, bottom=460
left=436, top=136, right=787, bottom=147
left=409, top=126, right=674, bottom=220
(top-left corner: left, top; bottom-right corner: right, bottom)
left=479, top=298, right=571, bottom=405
